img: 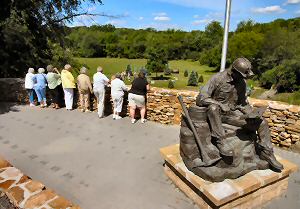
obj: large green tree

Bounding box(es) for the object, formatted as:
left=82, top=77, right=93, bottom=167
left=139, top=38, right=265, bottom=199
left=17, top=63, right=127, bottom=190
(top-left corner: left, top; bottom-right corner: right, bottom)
left=146, top=47, right=168, bottom=77
left=0, top=0, right=102, bottom=77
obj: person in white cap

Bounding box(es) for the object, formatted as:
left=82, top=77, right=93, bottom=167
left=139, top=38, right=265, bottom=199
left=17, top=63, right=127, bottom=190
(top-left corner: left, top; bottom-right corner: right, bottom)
left=111, top=73, right=128, bottom=120
left=25, top=68, right=35, bottom=106
left=33, top=68, right=47, bottom=108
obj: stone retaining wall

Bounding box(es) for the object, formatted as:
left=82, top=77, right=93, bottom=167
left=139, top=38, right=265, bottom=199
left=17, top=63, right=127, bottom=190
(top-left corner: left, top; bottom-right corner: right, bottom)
left=0, top=78, right=299, bottom=149
left=0, top=157, right=80, bottom=209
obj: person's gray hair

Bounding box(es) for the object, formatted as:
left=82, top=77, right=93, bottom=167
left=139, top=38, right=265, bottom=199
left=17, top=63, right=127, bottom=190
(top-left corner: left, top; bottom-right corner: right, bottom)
left=38, top=68, right=45, bottom=74
left=80, top=67, right=88, bottom=74
left=46, top=65, right=53, bottom=72
left=28, top=68, right=34, bottom=73
left=64, top=64, right=72, bottom=71
left=115, top=73, right=121, bottom=79
left=97, top=66, right=103, bottom=72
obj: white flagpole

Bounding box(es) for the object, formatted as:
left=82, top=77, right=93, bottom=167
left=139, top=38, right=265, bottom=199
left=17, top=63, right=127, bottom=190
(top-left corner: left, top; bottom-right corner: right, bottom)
left=220, top=0, right=232, bottom=72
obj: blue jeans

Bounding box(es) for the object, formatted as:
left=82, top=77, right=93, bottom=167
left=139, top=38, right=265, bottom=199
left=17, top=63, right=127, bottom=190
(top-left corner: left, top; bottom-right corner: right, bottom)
left=34, top=87, right=46, bottom=103
left=27, top=89, right=34, bottom=103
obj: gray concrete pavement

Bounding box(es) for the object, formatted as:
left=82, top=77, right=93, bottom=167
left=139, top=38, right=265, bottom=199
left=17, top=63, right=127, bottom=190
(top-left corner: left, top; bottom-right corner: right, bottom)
left=0, top=103, right=299, bottom=209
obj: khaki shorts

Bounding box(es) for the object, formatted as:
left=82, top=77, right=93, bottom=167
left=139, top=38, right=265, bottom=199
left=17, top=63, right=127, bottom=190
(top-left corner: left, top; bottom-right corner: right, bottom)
left=128, top=93, right=145, bottom=108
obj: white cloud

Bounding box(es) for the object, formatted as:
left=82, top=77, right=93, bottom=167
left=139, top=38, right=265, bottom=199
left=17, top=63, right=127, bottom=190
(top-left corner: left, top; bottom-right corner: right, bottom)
left=192, top=19, right=212, bottom=26
left=296, top=10, right=300, bottom=15
left=286, top=0, right=300, bottom=4
left=154, top=16, right=171, bottom=21
left=153, top=12, right=168, bottom=16
left=193, top=14, right=200, bottom=19
left=156, top=0, right=228, bottom=10
left=139, top=17, right=144, bottom=21
left=252, top=6, right=286, bottom=14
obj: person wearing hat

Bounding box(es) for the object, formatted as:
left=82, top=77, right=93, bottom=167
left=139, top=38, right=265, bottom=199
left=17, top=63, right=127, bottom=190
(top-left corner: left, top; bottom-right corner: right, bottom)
left=111, top=73, right=128, bottom=120
left=77, top=67, right=93, bottom=112
left=25, top=68, right=36, bottom=106
left=46, top=65, right=62, bottom=109
left=33, top=68, right=48, bottom=108
left=128, top=71, right=150, bottom=124
left=61, top=64, right=76, bottom=110
left=196, top=57, right=283, bottom=171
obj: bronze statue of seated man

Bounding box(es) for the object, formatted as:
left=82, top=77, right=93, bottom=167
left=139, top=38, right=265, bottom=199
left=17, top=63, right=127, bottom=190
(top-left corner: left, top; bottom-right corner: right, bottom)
left=179, top=58, right=283, bottom=182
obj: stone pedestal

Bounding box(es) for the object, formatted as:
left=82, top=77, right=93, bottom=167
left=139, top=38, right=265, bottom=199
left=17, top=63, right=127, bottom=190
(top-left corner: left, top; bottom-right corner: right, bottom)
left=160, top=144, right=298, bottom=209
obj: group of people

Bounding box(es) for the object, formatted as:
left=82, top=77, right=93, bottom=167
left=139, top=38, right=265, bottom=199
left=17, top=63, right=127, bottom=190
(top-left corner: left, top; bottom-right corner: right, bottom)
left=24, top=64, right=150, bottom=124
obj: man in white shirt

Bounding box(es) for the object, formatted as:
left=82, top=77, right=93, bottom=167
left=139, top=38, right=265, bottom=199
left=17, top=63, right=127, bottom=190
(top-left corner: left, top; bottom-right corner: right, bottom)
left=111, top=73, right=128, bottom=120
left=93, top=66, right=109, bottom=118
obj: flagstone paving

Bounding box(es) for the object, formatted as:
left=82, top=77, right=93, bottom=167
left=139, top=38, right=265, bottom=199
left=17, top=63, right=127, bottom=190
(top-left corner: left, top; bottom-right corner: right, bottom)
left=0, top=103, right=299, bottom=209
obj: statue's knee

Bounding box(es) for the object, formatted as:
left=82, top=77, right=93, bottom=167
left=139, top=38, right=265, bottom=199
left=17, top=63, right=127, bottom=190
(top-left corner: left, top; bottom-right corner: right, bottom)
left=261, top=119, right=269, bottom=127
left=208, top=104, right=219, bottom=112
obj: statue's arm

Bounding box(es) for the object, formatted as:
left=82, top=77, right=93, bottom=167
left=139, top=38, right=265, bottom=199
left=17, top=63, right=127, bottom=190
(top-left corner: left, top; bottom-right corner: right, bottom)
left=237, top=91, right=253, bottom=115
left=196, top=76, right=227, bottom=110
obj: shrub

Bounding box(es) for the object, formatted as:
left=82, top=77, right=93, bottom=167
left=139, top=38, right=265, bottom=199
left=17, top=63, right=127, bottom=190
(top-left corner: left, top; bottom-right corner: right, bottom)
left=198, top=75, right=204, bottom=83
left=126, top=64, right=133, bottom=76
left=168, top=80, right=175, bottom=89
left=188, top=71, right=198, bottom=86
left=260, top=68, right=277, bottom=89
left=184, top=70, right=188, bottom=77
left=164, top=67, right=171, bottom=75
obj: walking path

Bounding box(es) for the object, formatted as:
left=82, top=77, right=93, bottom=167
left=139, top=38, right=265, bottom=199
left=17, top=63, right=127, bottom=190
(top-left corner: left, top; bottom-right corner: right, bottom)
left=0, top=103, right=299, bottom=209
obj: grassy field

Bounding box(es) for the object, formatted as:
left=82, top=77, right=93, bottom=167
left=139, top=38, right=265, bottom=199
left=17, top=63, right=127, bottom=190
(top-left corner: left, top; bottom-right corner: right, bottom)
left=76, top=57, right=300, bottom=105
left=76, top=57, right=215, bottom=91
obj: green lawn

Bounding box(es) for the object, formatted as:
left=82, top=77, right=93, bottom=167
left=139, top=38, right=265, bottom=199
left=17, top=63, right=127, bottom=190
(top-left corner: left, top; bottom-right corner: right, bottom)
left=76, top=57, right=216, bottom=91
left=76, top=57, right=300, bottom=105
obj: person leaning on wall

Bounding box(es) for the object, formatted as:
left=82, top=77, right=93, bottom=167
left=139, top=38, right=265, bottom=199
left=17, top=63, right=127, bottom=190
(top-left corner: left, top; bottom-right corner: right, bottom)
left=111, top=73, right=128, bottom=120
left=93, top=66, right=109, bottom=118
left=33, top=68, right=48, bottom=108
left=25, top=68, right=35, bottom=107
left=128, top=71, right=150, bottom=124
left=77, top=67, right=93, bottom=112
left=46, top=65, right=62, bottom=109
left=61, top=64, right=76, bottom=111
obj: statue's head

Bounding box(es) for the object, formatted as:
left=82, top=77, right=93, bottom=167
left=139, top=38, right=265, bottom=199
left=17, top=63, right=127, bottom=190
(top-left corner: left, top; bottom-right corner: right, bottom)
left=231, top=58, right=254, bottom=79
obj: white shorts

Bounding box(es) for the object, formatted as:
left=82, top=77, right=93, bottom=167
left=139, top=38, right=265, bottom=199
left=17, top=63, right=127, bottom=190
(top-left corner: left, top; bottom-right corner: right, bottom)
left=128, top=93, right=145, bottom=108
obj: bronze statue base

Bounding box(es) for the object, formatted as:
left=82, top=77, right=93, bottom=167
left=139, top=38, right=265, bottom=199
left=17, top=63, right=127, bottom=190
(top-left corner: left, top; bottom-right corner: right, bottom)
left=160, top=144, right=298, bottom=209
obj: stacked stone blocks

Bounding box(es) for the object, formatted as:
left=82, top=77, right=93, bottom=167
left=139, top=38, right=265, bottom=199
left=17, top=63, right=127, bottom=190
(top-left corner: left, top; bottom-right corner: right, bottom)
left=0, top=157, right=80, bottom=209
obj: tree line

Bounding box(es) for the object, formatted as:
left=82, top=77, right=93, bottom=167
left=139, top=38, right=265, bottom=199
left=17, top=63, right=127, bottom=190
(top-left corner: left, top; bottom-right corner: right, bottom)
left=1, top=1, right=299, bottom=93
left=66, top=18, right=300, bottom=93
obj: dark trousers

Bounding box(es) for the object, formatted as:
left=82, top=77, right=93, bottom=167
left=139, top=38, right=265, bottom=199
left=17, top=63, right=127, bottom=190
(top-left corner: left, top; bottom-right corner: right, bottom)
left=207, top=104, right=273, bottom=151
left=49, top=85, right=62, bottom=105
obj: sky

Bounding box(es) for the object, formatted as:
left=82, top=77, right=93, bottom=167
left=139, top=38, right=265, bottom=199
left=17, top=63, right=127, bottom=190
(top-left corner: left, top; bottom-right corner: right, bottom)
left=71, top=0, right=300, bottom=31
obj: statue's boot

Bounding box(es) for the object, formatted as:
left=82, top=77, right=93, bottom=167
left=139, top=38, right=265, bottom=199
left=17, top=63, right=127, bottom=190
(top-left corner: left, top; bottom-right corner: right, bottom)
left=260, top=150, right=284, bottom=171
left=215, top=139, right=234, bottom=157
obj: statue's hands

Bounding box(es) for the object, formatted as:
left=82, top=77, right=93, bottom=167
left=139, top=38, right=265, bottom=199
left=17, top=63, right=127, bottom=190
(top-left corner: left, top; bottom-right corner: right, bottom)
left=237, top=105, right=252, bottom=115
left=219, top=103, right=230, bottom=112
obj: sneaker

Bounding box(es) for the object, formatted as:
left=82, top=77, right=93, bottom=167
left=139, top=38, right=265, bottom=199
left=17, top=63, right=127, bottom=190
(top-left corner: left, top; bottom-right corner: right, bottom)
left=131, top=119, right=136, bottom=124
left=30, top=103, right=35, bottom=107
left=80, top=109, right=85, bottom=112
left=115, top=116, right=122, bottom=120
left=141, top=119, right=147, bottom=124
left=85, top=110, right=92, bottom=113
left=113, top=114, right=116, bottom=120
